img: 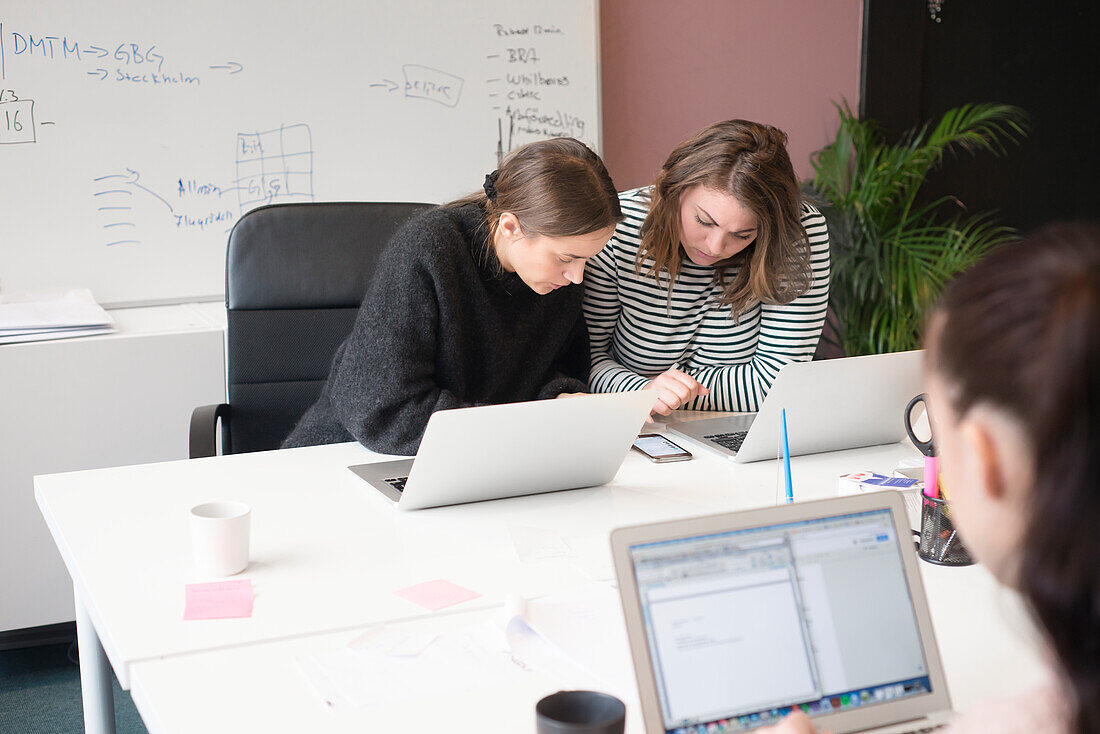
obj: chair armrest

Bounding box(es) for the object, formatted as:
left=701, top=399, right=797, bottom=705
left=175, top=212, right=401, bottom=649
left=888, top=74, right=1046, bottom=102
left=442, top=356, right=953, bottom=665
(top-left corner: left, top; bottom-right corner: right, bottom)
left=190, top=403, right=231, bottom=458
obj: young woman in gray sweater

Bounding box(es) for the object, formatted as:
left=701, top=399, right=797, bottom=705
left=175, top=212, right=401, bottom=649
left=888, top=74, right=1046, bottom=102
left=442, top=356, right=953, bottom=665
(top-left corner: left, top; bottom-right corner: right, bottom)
left=283, top=138, right=623, bottom=455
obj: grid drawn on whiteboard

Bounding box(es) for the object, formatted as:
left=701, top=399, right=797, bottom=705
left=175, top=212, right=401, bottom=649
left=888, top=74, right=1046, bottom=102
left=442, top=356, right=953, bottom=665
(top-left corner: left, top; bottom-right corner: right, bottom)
left=234, top=124, right=314, bottom=214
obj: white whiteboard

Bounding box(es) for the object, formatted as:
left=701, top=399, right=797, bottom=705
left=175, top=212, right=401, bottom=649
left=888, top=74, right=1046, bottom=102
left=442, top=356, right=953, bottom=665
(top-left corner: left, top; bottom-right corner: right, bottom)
left=0, top=1, right=600, bottom=305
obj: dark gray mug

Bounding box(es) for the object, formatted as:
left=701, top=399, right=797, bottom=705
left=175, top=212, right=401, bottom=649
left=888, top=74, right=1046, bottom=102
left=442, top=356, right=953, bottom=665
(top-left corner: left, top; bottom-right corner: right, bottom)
left=536, top=690, right=626, bottom=734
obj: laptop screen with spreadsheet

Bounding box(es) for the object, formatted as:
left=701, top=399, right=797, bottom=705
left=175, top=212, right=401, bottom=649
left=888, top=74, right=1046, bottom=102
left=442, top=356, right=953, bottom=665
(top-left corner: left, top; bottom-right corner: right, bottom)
left=627, top=508, right=934, bottom=732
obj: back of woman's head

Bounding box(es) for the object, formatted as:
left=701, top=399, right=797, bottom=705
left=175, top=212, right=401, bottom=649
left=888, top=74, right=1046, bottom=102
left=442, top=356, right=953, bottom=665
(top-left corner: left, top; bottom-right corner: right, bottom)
left=928, top=222, right=1100, bottom=732
left=641, top=119, right=810, bottom=313
left=462, top=137, right=621, bottom=238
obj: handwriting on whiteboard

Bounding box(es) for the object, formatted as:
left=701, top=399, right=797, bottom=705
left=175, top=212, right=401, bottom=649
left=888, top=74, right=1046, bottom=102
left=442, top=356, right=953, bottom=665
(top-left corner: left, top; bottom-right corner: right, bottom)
left=235, top=123, right=314, bottom=213
left=0, top=22, right=242, bottom=86
left=368, top=65, right=466, bottom=108
left=0, top=95, right=35, bottom=143
left=89, top=124, right=314, bottom=246
left=486, top=19, right=588, bottom=157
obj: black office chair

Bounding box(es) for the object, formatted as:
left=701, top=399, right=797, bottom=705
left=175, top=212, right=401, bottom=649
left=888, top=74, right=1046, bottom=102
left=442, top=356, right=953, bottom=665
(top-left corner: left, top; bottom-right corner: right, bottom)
left=802, top=183, right=844, bottom=361
left=189, top=201, right=434, bottom=458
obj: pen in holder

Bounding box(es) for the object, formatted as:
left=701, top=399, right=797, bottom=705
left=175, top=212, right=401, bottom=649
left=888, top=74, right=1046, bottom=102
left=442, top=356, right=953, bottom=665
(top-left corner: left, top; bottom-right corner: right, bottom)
left=917, top=494, right=974, bottom=566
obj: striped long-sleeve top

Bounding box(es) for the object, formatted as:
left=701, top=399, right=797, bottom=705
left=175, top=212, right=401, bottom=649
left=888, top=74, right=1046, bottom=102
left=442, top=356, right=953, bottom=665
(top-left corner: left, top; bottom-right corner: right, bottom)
left=582, top=187, right=831, bottom=412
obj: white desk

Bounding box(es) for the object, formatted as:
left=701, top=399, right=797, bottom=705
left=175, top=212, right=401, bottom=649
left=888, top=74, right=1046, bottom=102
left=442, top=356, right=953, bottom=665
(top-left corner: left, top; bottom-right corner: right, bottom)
left=129, top=606, right=598, bottom=734
left=125, top=561, right=1044, bottom=734
left=34, top=437, right=1045, bottom=733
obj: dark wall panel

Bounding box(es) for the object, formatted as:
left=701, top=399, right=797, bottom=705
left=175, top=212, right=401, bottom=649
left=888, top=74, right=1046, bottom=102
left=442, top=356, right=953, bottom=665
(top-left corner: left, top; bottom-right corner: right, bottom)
left=862, top=0, right=1099, bottom=233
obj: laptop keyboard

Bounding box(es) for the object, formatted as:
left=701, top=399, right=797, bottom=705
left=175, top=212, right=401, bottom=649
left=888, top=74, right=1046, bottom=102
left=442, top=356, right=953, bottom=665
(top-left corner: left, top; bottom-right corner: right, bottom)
left=704, top=431, right=748, bottom=452
left=384, top=477, right=408, bottom=493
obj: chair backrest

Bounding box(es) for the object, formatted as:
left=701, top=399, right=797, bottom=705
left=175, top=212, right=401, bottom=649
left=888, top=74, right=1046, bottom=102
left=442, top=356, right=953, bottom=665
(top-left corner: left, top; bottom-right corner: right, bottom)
left=803, top=190, right=844, bottom=361
left=224, top=201, right=435, bottom=454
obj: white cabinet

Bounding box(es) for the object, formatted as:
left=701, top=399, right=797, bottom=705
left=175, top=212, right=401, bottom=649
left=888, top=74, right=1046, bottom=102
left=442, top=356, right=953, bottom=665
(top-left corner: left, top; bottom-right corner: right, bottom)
left=1, top=303, right=226, bottom=633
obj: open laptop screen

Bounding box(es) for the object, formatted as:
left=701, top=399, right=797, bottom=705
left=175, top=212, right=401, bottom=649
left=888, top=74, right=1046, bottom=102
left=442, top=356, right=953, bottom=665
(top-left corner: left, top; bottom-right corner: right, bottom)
left=627, top=508, right=933, bottom=732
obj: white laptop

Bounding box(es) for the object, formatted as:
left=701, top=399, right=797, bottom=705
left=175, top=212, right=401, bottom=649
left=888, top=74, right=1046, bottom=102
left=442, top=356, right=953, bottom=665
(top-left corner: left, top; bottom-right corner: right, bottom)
left=348, top=390, right=655, bottom=510
left=611, top=492, right=953, bottom=733
left=667, top=351, right=923, bottom=463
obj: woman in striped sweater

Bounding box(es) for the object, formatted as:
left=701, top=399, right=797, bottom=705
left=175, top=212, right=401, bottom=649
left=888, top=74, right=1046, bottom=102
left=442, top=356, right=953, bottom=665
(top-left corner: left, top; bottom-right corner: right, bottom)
left=583, top=120, right=830, bottom=416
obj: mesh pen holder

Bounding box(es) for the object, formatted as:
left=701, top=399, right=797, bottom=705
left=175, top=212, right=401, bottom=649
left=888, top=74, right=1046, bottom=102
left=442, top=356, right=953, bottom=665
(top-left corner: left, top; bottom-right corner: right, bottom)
left=917, top=495, right=975, bottom=566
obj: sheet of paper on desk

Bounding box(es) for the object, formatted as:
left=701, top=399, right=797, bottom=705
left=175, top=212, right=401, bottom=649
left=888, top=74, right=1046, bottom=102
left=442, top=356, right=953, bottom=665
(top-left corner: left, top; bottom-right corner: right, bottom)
left=510, top=525, right=575, bottom=563
left=348, top=626, right=438, bottom=657
left=519, top=583, right=639, bottom=702
left=562, top=533, right=616, bottom=581
left=505, top=614, right=607, bottom=691
left=298, top=623, right=522, bottom=710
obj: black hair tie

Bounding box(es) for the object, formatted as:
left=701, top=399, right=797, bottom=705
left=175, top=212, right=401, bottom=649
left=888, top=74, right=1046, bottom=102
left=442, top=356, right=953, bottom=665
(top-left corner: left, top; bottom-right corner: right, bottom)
left=483, top=170, right=499, bottom=202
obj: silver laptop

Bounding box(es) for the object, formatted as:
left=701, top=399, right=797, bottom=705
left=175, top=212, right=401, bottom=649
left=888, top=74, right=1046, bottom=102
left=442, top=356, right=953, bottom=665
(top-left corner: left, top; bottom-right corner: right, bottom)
left=611, top=493, right=953, bottom=733
left=348, top=390, right=655, bottom=510
left=667, top=351, right=922, bottom=463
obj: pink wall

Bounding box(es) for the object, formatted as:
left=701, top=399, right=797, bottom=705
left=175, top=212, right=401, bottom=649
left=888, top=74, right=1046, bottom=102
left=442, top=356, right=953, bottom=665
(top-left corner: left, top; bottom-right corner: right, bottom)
left=599, top=0, right=863, bottom=188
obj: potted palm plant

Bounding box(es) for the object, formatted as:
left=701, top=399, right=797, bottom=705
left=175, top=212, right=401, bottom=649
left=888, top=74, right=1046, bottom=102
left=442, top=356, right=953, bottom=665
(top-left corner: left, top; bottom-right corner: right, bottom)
left=809, top=101, right=1028, bottom=356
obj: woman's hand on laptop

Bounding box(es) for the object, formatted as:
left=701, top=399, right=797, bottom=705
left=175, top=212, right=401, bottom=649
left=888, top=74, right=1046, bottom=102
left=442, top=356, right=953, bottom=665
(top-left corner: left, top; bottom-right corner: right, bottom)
left=648, top=368, right=710, bottom=418
left=759, top=711, right=827, bottom=734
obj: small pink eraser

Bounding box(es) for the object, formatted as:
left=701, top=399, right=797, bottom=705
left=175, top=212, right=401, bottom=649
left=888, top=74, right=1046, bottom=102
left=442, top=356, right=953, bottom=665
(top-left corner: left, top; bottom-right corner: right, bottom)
left=923, top=456, right=939, bottom=498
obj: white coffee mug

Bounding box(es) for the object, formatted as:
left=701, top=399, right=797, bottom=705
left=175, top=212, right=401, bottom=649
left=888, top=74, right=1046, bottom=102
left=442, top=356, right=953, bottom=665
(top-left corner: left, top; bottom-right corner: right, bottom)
left=190, top=501, right=251, bottom=577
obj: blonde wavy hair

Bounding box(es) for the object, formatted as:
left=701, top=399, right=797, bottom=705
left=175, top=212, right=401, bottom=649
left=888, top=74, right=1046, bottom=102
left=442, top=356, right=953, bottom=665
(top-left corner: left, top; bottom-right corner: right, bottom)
left=638, top=120, right=812, bottom=316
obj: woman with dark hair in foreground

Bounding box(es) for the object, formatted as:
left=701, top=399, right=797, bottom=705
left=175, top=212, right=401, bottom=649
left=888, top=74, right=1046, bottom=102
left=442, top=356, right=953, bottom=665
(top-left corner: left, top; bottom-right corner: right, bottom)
left=766, top=223, right=1100, bottom=733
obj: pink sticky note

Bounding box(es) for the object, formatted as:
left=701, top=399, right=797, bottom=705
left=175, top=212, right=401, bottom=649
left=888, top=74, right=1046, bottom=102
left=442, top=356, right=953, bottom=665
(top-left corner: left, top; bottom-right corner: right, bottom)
left=184, top=579, right=255, bottom=620
left=393, top=579, right=481, bottom=611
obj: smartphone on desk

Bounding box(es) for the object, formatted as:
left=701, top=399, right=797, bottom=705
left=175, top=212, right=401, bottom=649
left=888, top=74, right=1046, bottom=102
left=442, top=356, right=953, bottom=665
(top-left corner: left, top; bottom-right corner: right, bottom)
left=632, top=434, right=693, bottom=463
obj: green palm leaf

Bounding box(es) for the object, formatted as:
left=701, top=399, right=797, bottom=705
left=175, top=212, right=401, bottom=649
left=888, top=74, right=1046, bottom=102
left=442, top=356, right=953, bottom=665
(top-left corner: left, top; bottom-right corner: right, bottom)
left=811, top=100, right=1028, bottom=355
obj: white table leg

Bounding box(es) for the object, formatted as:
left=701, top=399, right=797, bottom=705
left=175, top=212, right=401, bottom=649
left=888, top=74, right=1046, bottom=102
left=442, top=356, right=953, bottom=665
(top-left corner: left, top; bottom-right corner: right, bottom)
left=74, top=584, right=117, bottom=734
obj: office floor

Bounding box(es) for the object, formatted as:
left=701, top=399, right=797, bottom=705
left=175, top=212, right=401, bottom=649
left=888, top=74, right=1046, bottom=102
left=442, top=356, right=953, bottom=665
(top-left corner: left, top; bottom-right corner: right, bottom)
left=0, top=642, right=146, bottom=734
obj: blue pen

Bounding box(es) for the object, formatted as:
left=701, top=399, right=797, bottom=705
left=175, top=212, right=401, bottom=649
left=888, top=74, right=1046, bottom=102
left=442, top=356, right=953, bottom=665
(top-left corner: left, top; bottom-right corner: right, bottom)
left=781, top=408, right=794, bottom=503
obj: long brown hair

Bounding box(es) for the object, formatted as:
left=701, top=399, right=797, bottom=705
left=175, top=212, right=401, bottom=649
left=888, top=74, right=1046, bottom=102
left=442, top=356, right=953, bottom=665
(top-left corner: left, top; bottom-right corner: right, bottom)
left=639, top=120, right=811, bottom=316
left=451, top=137, right=622, bottom=240
left=928, top=223, right=1100, bottom=733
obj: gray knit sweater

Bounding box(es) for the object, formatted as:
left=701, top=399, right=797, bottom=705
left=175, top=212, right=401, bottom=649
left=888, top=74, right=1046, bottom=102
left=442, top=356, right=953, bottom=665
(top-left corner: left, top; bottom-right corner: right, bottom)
left=282, top=203, right=589, bottom=455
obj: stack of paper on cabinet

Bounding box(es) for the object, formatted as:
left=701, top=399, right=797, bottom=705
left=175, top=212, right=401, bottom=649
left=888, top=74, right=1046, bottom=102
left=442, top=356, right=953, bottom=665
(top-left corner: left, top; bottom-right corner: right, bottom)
left=0, top=289, right=115, bottom=344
